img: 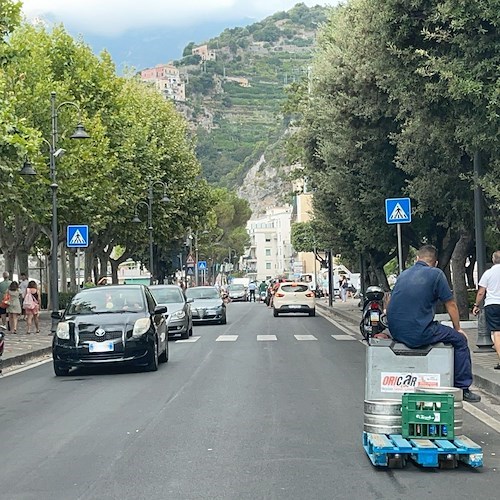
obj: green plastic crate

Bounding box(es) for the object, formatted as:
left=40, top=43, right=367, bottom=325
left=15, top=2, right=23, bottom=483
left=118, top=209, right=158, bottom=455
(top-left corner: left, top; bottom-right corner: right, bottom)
left=401, top=393, right=455, bottom=439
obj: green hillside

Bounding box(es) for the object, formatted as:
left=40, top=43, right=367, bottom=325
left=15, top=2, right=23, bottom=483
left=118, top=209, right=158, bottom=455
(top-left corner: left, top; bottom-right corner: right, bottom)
left=174, top=3, right=328, bottom=187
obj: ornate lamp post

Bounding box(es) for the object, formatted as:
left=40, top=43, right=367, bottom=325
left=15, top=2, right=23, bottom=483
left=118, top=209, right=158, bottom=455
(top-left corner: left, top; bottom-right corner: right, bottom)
left=20, top=91, right=90, bottom=333
left=132, top=180, right=169, bottom=285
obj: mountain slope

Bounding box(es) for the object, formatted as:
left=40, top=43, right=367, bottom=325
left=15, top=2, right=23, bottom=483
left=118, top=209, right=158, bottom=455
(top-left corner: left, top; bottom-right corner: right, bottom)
left=172, top=3, right=328, bottom=197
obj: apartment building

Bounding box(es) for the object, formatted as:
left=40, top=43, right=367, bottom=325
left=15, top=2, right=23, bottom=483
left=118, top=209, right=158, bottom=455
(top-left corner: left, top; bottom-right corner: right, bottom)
left=140, top=63, right=186, bottom=102
left=291, top=177, right=317, bottom=275
left=244, top=206, right=294, bottom=282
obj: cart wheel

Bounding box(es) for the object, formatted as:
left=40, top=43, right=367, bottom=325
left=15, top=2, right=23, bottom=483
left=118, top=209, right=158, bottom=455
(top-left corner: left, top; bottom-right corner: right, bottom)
left=388, top=456, right=406, bottom=469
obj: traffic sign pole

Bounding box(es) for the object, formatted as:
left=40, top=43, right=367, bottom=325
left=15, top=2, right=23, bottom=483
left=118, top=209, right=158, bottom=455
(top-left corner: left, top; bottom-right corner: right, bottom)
left=397, top=224, right=403, bottom=274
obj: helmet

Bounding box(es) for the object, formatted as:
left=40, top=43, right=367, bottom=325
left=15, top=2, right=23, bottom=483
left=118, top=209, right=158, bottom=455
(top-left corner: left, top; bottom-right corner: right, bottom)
left=365, top=286, right=385, bottom=301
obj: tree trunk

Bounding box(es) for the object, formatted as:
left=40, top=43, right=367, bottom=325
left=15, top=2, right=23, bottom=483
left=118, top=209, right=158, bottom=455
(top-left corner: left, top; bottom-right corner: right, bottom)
left=84, top=249, right=94, bottom=283
left=100, top=254, right=109, bottom=279
left=451, top=232, right=472, bottom=321
left=3, top=249, right=16, bottom=276
left=110, top=249, right=133, bottom=284
left=17, top=248, right=29, bottom=276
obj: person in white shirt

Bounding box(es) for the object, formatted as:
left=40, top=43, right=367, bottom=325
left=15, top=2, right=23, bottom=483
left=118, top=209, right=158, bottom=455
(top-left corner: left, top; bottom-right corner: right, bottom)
left=473, top=251, right=500, bottom=369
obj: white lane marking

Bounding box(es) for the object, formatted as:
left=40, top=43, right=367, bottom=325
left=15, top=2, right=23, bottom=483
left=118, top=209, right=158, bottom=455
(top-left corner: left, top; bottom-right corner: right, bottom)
left=318, top=311, right=359, bottom=336
left=463, top=401, right=500, bottom=433
left=216, top=335, right=238, bottom=342
left=294, top=335, right=317, bottom=341
left=332, top=335, right=357, bottom=341
left=1, top=358, right=51, bottom=377
left=257, top=335, right=277, bottom=341
left=175, top=336, right=201, bottom=343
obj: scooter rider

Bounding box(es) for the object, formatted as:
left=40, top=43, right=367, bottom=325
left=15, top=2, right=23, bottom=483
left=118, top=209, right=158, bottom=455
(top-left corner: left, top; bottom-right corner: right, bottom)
left=387, top=245, right=481, bottom=403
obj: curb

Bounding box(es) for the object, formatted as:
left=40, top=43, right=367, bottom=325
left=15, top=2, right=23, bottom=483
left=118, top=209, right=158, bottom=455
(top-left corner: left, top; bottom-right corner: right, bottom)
left=2, top=346, right=52, bottom=370
left=473, top=366, right=500, bottom=399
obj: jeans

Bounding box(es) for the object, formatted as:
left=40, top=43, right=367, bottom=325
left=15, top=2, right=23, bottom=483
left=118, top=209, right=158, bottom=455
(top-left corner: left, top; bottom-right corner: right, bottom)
left=429, top=322, right=473, bottom=389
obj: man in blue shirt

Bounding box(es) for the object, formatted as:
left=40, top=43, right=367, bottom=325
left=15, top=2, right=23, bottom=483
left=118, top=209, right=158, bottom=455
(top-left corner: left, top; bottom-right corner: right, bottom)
left=387, top=245, right=481, bottom=403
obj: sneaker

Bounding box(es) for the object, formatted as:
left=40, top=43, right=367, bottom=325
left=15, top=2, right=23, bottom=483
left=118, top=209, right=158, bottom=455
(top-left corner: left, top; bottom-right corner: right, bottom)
left=463, top=389, right=481, bottom=403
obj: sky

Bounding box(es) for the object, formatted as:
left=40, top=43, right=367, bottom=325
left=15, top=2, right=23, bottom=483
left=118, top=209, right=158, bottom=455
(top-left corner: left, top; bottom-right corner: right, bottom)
left=20, top=1, right=337, bottom=70
left=22, top=1, right=334, bottom=37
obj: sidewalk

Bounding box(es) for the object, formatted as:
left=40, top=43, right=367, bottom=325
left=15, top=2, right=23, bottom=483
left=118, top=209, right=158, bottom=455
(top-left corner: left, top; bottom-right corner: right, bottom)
left=317, top=297, right=500, bottom=399
left=1, top=310, right=53, bottom=370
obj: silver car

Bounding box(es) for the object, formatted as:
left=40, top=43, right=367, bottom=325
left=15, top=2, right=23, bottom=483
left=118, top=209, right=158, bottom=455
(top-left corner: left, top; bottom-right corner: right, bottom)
left=185, top=286, right=227, bottom=325
left=149, top=285, right=193, bottom=339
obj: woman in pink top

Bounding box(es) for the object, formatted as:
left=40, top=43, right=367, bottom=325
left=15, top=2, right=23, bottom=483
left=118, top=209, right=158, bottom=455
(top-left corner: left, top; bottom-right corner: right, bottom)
left=23, top=281, right=40, bottom=334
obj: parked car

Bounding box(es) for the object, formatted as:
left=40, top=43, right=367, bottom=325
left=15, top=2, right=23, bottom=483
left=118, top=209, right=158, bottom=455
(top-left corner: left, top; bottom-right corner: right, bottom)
left=227, top=283, right=248, bottom=302
left=185, top=286, right=227, bottom=325
left=273, top=282, right=316, bottom=317
left=149, top=284, right=193, bottom=339
left=52, top=284, right=169, bottom=376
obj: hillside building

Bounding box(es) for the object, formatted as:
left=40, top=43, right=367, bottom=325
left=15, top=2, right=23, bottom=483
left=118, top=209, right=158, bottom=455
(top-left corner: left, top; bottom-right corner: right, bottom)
left=192, top=44, right=216, bottom=61
left=140, top=63, right=186, bottom=102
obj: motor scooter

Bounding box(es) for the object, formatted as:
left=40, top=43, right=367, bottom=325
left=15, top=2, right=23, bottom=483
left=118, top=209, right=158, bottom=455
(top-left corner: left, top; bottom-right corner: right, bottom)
left=359, top=286, right=389, bottom=341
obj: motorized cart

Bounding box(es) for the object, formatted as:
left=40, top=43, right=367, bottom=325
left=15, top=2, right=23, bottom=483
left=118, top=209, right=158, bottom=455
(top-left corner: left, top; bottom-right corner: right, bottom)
left=363, top=338, right=483, bottom=469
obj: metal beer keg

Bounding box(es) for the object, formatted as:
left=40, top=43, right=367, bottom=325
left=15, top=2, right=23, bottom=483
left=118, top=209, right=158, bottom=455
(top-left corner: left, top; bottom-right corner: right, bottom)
left=364, top=400, right=402, bottom=434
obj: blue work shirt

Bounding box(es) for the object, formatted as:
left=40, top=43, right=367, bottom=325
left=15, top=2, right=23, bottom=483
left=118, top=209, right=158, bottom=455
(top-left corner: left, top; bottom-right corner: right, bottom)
left=387, top=261, right=453, bottom=347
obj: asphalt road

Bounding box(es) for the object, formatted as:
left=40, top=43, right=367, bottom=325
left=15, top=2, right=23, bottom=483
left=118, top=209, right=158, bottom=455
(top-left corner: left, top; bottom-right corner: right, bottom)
left=1, top=302, right=499, bottom=500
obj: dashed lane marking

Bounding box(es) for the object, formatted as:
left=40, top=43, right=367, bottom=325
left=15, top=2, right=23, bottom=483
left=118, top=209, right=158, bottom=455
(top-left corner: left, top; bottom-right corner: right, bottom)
left=294, top=335, right=317, bottom=341
left=257, top=335, right=277, bottom=341
left=175, top=336, right=201, bottom=343
left=331, top=335, right=357, bottom=341
left=216, top=335, right=238, bottom=342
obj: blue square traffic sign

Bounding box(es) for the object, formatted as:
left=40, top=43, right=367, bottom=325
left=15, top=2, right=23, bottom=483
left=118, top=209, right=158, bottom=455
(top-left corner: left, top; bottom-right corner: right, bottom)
left=385, top=198, right=411, bottom=224
left=67, top=225, right=89, bottom=248
left=198, top=260, right=207, bottom=270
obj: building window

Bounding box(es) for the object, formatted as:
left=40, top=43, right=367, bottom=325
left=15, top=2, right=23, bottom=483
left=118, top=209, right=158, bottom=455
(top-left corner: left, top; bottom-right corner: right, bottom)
left=266, top=262, right=271, bottom=270
left=265, top=248, right=271, bottom=256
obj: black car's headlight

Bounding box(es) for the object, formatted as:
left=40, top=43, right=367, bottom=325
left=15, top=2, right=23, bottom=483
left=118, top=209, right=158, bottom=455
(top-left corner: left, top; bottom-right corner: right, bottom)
left=132, top=318, right=151, bottom=338
left=56, top=322, right=70, bottom=340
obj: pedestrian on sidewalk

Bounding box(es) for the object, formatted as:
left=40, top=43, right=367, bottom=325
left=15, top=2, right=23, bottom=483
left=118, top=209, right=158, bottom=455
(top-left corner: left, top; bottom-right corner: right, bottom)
left=0, top=271, right=12, bottom=329
left=19, top=272, right=29, bottom=321
left=23, top=280, right=40, bottom=334
left=339, top=275, right=348, bottom=302
left=472, top=250, right=500, bottom=370
left=6, top=281, right=22, bottom=334
left=387, top=244, right=481, bottom=403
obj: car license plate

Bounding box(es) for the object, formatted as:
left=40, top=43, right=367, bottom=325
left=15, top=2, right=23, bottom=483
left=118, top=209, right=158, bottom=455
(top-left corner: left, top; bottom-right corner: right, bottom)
left=88, top=341, right=114, bottom=353
left=289, top=305, right=301, bottom=309
left=370, top=311, right=380, bottom=323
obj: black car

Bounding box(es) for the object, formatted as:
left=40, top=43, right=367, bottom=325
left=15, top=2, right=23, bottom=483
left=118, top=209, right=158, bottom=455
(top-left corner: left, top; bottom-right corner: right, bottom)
left=185, top=286, right=227, bottom=324
left=149, top=284, right=193, bottom=339
left=52, top=285, right=169, bottom=376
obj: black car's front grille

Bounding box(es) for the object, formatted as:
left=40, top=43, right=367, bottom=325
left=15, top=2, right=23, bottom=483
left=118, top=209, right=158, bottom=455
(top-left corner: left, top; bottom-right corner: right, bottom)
left=78, top=330, right=123, bottom=343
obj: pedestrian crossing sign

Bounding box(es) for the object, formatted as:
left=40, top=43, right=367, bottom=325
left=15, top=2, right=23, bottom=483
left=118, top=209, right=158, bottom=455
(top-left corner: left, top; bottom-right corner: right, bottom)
left=198, top=260, right=207, bottom=270
left=385, top=198, right=411, bottom=224
left=67, top=225, right=89, bottom=248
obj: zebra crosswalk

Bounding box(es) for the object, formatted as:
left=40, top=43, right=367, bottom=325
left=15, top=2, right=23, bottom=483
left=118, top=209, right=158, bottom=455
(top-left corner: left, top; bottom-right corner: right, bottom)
left=174, top=333, right=358, bottom=343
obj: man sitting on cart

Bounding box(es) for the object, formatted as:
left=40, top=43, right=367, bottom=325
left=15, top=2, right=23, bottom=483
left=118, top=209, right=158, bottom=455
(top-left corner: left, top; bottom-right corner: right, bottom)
left=387, top=245, right=481, bottom=403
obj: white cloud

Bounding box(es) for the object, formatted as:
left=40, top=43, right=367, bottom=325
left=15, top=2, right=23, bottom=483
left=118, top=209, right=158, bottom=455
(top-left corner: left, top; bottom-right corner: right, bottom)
left=22, top=1, right=334, bottom=36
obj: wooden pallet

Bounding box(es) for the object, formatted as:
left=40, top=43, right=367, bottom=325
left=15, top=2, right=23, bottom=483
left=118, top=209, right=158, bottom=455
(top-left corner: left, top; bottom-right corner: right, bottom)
left=363, top=432, right=483, bottom=469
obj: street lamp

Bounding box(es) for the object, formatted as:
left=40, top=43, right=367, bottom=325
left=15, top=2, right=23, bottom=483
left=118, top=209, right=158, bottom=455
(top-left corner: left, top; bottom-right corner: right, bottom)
left=132, top=180, right=169, bottom=285
left=20, top=91, right=90, bottom=333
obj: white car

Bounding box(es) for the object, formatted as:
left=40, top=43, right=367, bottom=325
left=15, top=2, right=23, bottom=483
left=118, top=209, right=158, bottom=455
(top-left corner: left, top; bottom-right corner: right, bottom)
left=273, top=282, right=316, bottom=317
